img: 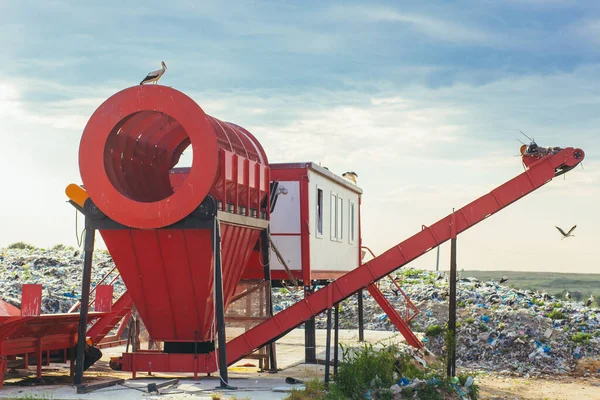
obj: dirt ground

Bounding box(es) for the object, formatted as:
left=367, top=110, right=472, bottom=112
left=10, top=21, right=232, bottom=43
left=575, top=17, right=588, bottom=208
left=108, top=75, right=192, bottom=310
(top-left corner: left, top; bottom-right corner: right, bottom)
left=477, top=374, right=600, bottom=400
left=3, top=361, right=600, bottom=399
left=2, top=330, right=600, bottom=399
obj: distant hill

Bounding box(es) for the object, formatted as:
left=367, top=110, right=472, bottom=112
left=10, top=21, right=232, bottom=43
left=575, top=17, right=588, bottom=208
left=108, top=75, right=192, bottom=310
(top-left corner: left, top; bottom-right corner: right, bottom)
left=458, top=270, right=600, bottom=303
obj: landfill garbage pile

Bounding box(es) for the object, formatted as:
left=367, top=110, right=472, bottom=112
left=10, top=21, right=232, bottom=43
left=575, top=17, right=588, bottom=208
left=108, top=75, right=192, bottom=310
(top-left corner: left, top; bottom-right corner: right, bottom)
left=2, top=246, right=599, bottom=376
left=272, top=269, right=600, bottom=376
left=0, top=246, right=125, bottom=314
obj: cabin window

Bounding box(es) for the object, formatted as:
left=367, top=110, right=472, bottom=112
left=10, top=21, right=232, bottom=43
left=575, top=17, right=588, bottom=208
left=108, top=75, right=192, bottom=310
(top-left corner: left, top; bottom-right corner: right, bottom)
left=316, top=188, right=323, bottom=237
left=337, top=196, right=343, bottom=241
left=349, top=201, right=355, bottom=243
left=330, top=192, right=338, bottom=240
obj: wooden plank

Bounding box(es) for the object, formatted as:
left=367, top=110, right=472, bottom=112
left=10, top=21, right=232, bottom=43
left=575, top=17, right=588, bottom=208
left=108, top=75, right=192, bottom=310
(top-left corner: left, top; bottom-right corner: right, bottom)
left=76, top=378, right=125, bottom=394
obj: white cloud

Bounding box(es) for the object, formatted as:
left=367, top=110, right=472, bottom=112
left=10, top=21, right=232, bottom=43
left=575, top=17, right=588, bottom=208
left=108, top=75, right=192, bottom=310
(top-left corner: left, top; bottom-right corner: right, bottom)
left=327, top=5, right=499, bottom=45
left=1, top=62, right=599, bottom=274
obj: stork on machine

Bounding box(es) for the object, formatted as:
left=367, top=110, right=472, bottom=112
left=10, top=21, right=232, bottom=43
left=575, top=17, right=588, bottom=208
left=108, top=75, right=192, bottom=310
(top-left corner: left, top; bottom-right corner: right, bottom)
left=0, top=84, right=586, bottom=388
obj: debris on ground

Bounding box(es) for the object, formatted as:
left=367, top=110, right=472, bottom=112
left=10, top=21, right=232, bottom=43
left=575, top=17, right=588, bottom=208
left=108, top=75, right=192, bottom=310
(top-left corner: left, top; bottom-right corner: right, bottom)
left=285, top=343, right=479, bottom=399
left=273, top=268, right=600, bottom=377
left=2, top=246, right=599, bottom=377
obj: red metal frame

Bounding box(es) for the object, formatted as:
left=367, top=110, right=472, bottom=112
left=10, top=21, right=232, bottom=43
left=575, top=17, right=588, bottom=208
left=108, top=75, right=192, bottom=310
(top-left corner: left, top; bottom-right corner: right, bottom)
left=366, top=284, right=422, bottom=348
left=362, top=245, right=420, bottom=323
left=86, top=292, right=133, bottom=345
left=0, top=285, right=107, bottom=388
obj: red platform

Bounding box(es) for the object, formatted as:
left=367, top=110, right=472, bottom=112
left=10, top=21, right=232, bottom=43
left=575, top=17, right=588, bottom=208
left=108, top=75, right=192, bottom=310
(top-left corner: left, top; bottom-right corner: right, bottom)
left=0, top=285, right=107, bottom=388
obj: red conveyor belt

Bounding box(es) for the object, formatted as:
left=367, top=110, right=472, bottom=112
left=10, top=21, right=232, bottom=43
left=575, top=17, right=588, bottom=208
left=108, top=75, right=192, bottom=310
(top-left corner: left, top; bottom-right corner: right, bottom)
left=223, top=146, right=584, bottom=365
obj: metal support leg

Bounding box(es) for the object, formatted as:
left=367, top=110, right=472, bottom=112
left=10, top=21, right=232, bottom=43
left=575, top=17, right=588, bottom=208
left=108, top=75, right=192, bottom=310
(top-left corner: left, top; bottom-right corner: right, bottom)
left=447, top=225, right=457, bottom=377
left=0, top=356, right=4, bottom=389
left=213, top=220, right=236, bottom=390
left=304, top=309, right=317, bottom=362
left=303, top=283, right=317, bottom=363
left=358, top=289, right=365, bottom=342
left=74, top=225, right=95, bottom=385
left=36, top=338, right=42, bottom=382
left=324, top=307, right=333, bottom=384
left=70, top=335, right=76, bottom=377
left=333, top=303, right=340, bottom=379
left=261, top=229, right=277, bottom=372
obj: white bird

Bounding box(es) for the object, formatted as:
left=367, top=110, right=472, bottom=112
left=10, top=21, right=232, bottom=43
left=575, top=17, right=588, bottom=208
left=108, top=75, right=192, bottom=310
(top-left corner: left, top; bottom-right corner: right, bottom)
left=565, top=291, right=572, bottom=301
left=555, top=225, right=576, bottom=239
left=140, top=61, right=167, bottom=85
left=586, top=295, right=595, bottom=307
left=342, top=171, right=358, bottom=185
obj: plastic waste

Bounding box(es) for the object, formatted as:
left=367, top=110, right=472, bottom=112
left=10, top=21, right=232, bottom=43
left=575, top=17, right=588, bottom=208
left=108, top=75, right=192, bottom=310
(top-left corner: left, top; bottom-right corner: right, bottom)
left=464, top=376, right=474, bottom=388
left=398, top=377, right=410, bottom=386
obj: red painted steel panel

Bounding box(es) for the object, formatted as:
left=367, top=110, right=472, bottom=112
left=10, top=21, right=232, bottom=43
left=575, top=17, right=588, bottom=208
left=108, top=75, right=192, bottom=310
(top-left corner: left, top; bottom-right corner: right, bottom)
left=94, top=285, right=113, bottom=312
left=0, top=300, right=20, bottom=317
left=184, top=230, right=216, bottom=342
left=158, top=229, right=205, bottom=339
left=300, top=172, right=310, bottom=287
left=101, top=223, right=262, bottom=343
left=21, top=285, right=42, bottom=317
left=121, top=351, right=217, bottom=374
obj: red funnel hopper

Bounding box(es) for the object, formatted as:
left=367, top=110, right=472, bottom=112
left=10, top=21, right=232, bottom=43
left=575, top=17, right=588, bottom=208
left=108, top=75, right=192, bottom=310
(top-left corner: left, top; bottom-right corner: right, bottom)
left=77, top=85, right=270, bottom=344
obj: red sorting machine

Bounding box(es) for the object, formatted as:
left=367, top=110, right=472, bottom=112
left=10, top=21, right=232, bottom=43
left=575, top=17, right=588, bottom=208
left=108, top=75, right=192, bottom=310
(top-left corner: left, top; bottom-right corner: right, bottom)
left=72, top=85, right=271, bottom=375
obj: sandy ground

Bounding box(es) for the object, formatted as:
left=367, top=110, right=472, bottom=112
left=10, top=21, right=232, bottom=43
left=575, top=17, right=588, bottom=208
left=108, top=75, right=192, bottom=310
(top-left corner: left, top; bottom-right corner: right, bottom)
left=477, top=375, right=600, bottom=400
left=1, top=328, right=600, bottom=399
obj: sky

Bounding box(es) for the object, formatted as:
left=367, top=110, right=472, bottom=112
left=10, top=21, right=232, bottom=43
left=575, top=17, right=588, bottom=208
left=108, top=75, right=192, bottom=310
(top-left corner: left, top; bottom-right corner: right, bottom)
left=0, top=0, right=599, bottom=273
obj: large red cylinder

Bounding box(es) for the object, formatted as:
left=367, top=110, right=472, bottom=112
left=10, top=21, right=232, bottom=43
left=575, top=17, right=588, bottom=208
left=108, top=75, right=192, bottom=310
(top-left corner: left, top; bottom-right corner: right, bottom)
left=79, top=85, right=268, bottom=229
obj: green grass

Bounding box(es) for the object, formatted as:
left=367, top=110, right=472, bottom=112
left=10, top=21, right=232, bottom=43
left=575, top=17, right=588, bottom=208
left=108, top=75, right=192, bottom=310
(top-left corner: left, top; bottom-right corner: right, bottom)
left=425, top=324, right=444, bottom=337
left=461, top=270, right=600, bottom=304
left=548, top=309, right=566, bottom=320
left=571, top=332, right=591, bottom=344
left=7, top=241, right=37, bottom=250
left=10, top=394, right=54, bottom=400
left=283, top=378, right=339, bottom=400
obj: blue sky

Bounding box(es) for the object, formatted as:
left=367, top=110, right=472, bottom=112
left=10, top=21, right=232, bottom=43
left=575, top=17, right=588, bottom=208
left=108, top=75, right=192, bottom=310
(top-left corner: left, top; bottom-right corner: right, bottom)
left=1, top=0, right=599, bottom=273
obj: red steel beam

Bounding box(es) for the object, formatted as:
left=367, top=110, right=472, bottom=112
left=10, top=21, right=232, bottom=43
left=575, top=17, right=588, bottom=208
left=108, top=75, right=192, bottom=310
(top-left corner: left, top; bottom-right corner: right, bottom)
left=224, top=146, right=584, bottom=366
left=366, top=283, right=422, bottom=348
left=86, top=292, right=133, bottom=345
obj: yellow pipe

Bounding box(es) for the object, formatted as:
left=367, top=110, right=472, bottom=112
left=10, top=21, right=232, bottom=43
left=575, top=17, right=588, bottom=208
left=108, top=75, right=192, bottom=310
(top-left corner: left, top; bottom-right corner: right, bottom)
left=65, top=184, right=89, bottom=208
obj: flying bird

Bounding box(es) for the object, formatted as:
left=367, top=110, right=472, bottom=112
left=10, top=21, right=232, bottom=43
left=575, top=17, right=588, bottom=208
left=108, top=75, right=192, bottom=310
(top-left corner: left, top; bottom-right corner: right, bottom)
left=586, top=295, right=595, bottom=307
left=500, top=276, right=509, bottom=284
left=342, top=171, right=358, bottom=185
left=140, top=61, right=167, bottom=85
left=555, top=225, right=577, bottom=239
